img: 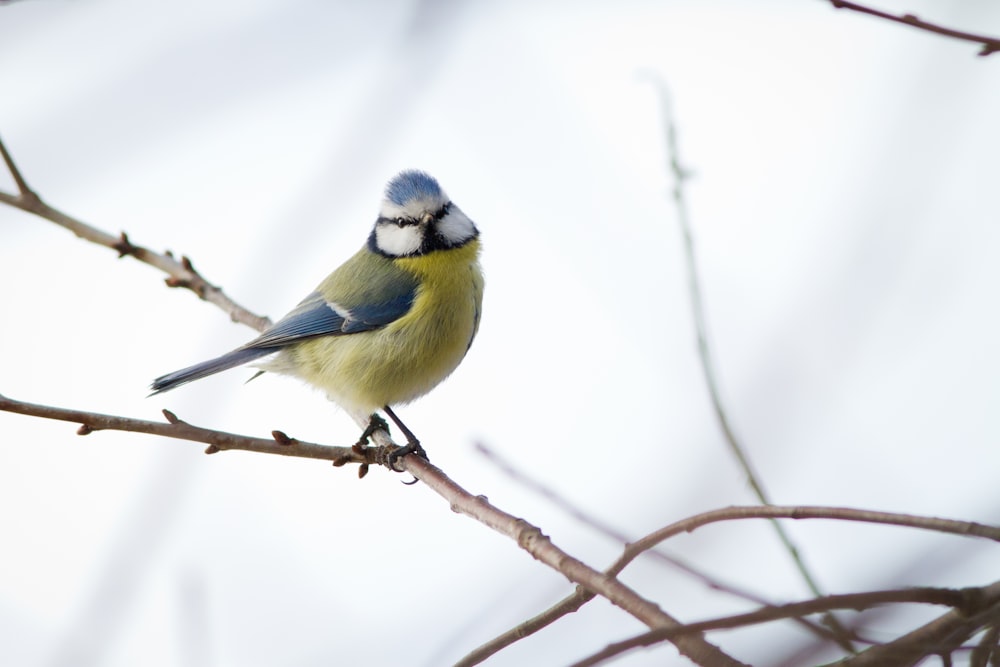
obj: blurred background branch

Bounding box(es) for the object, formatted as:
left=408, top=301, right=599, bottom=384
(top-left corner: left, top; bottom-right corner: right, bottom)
left=827, top=0, right=1000, bottom=55
left=640, top=72, right=856, bottom=651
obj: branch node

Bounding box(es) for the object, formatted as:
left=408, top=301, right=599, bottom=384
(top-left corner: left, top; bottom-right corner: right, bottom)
left=358, top=463, right=369, bottom=478
left=271, top=430, right=295, bottom=446
left=204, top=444, right=220, bottom=454
left=19, top=190, right=42, bottom=210
left=77, top=423, right=93, bottom=435
left=957, top=586, right=987, bottom=616
left=112, top=231, right=139, bottom=258
left=162, top=409, right=182, bottom=424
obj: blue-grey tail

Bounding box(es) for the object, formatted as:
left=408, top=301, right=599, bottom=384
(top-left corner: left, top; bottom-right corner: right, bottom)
left=150, top=347, right=275, bottom=395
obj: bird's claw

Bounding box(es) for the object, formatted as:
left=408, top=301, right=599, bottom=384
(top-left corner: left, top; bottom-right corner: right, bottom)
left=356, top=413, right=390, bottom=447
left=386, top=441, right=428, bottom=473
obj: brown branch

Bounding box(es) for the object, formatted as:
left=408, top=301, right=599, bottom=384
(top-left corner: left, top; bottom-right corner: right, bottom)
left=572, top=585, right=999, bottom=667
left=970, top=624, right=1000, bottom=666
left=455, top=502, right=1000, bottom=667
left=828, top=0, right=1000, bottom=56
left=0, top=135, right=271, bottom=332
left=473, top=442, right=801, bottom=604
left=0, top=392, right=372, bottom=467
left=0, top=391, right=746, bottom=666
left=403, top=454, right=750, bottom=667
left=835, top=580, right=1000, bottom=667
left=458, top=444, right=838, bottom=666
left=626, top=506, right=1000, bottom=558
left=453, top=587, right=594, bottom=667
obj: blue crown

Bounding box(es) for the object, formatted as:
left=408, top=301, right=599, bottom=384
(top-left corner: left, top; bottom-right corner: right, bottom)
left=385, top=170, right=442, bottom=206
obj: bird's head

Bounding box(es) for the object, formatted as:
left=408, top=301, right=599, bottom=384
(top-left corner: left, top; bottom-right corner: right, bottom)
left=369, top=170, right=478, bottom=257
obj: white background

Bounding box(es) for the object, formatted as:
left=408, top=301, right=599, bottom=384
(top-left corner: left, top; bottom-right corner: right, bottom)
left=1, top=1, right=999, bottom=665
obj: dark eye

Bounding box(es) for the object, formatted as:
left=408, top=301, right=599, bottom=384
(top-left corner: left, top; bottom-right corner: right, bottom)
left=394, top=218, right=405, bottom=226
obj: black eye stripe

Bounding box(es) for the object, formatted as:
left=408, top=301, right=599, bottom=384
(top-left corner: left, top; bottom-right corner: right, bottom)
left=377, top=202, right=452, bottom=228
left=436, top=201, right=453, bottom=221
left=375, top=216, right=417, bottom=227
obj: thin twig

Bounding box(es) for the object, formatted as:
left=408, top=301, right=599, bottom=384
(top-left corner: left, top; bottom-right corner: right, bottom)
left=834, top=580, right=1000, bottom=667
left=0, top=392, right=369, bottom=466
left=459, top=444, right=837, bottom=666
left=0, top=135, right=271, bottom=331
left=0, top=135, right=36, bottom=201
left=827, top=1, right=1000, bottom=56
left=474, top=443, right=826, bottom=606
left=969, top=624, right=1000, bottom=667
left=624, top=505, right=1000, bottom=558
left=571, top=585, right=993, bottom=667
left=404, top=456, right=749, bottom=667
left=573, top=507, right=1000, bottom=667
left=639, top=72, right=856, bottom=651
left=455, top=501, right=1000, bottom=667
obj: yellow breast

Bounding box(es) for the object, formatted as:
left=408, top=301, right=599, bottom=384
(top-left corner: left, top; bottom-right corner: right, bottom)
left=285, top=239, right=483, bottom=414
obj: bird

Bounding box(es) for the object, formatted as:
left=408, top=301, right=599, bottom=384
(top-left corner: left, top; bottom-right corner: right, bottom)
left=150, top=170, right=484, bottom=469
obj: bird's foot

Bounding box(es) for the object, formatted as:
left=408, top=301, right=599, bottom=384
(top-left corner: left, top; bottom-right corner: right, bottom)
left=356, top=413, right=390, bottom=447
left=386, top=440, right=428, bottom=474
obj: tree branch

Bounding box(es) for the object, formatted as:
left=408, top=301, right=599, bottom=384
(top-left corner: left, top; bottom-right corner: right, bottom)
left=624, top=505, right=1000, bottom=556
left=572, top=585, right=996, bottom=667
left=474, top=442, right=809, bottom=607
left=404, top=453, right=750, bottom=667
left=834, top=580, right=1000, bottom=666
left=0, top=392, right=372, bottom=467
left=0, top=135, right=271, bottom=332
left=827, top=0, right=1000, bottom=56
left=458, top=444, right=838, bottom=666
left=455, top=501, right=1000, bottom=666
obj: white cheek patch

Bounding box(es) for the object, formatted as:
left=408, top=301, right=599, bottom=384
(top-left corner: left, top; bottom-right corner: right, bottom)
left=437, top=208, right=477, bottom=245
left=375, top=222, right=423, bottom=256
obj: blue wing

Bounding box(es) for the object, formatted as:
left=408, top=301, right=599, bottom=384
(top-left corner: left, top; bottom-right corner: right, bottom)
left=150, top=288, right=415, bottom=394
left=244, top=289, right=415, bottom=346
left=151, top=251, right=418, bottom=395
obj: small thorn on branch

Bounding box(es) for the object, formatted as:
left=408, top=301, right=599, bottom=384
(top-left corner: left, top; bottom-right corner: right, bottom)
left=112, top=231, right=139, bottom=258
left=271, top=430, right=295, bottom=446
left=77, top=424, right=93, bottom=435
left=162, top=255, right=218, bottom=299
left=204, top=444, right=220, bottom=454
left=162, top=409, right=182, bottom=424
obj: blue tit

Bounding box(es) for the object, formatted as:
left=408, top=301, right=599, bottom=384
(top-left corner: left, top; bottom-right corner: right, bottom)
left=151, top=170, right=484, bottom=465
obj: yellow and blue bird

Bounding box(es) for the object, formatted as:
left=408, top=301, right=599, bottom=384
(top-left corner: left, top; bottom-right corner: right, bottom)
left=151, top=170, right=484, bottom=467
